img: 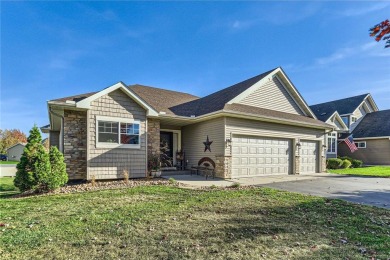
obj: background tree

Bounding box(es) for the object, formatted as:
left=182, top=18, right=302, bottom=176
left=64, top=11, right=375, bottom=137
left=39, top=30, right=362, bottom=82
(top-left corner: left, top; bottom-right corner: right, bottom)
left=369, top=19, right=390, bottom=48
left=0, top=129, right=27, bottom=154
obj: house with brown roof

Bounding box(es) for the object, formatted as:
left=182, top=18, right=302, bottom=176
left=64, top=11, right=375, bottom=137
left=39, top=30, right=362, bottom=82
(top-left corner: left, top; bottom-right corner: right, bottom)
left=42, top=67, right=334, bottom=180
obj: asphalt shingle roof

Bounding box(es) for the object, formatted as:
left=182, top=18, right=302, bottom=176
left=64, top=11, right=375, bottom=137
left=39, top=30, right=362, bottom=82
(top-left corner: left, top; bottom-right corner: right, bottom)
left=351, top=109, right=390, bottom=138
left=169, top=68, right=277, bottom=116
left=310, top=94, right=369, bottom=121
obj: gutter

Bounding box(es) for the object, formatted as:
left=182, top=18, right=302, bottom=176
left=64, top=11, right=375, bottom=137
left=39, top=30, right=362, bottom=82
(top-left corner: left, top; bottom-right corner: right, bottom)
left=49, top=108, right=64, bottom=153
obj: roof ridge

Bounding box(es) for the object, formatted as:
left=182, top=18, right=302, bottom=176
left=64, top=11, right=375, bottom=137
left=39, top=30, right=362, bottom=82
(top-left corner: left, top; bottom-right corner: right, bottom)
left=310, top=93, right=370, bottom=107
left=129, top=84, right=199, bottom=98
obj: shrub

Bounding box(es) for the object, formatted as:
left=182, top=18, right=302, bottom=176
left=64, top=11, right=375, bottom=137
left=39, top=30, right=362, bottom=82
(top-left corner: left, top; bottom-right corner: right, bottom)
left=14, top=126, right=68, bottom=193
left=230, top=182, right=241, bottom=188
left=47, top=146, right=68, bottom=191
left=351, top=159, right=363, bottom=168
left=341, top=159, right=352, bottom=169
left=326, top=158, right=343, bottom=169
left=168, top=177, right=177, bottom=184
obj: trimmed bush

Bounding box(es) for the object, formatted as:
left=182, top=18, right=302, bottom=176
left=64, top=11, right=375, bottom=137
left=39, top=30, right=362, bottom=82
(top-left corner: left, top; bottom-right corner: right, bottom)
left=351, top=159, right=363, bottom=168
left=327, top=158, right=343, bottom=169
left=47, top=146, right=68, bottom=191
left=341, top=159, right=352, bottom=169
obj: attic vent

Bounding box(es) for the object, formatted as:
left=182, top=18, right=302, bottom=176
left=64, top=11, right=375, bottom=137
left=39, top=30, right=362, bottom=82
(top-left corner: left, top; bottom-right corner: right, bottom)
left=320, top=112, right=327, bottom=116
left=65, top=100, right=76, bottom=104
left=190, top=115, right=196, bottom=118
left=159, top=111, right=166, bottom=115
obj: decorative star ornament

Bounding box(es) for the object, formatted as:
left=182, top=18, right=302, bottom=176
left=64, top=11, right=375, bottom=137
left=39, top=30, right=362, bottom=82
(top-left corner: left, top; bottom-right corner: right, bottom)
left=203, top=135, right=213, bottom=152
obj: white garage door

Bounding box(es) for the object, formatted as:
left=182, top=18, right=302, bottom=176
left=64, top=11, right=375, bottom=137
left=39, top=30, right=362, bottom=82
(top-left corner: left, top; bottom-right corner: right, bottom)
left=300, top=140, right=318, bottom=173
left=232, top=135, right=291, bottom=178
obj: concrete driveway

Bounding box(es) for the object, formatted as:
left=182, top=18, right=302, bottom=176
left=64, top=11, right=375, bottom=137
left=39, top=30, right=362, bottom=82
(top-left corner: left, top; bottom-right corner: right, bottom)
left=234, top=173, right=390, bottom=209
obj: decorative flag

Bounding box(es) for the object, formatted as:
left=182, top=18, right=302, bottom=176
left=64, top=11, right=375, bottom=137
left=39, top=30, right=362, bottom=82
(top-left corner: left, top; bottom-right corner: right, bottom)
left=344, top=135, right=358, bottom=153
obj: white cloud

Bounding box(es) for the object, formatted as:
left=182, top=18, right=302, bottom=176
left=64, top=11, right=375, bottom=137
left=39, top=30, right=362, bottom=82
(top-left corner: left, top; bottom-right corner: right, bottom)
left=339, top=3, right=390, bottom=17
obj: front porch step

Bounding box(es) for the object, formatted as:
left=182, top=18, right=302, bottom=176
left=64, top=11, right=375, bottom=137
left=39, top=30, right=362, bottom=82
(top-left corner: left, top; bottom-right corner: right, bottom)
left=162, top=170, right=191, bottom=176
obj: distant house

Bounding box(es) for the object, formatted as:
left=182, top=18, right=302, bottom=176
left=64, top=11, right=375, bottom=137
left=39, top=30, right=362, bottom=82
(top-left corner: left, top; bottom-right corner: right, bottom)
left=41, top=67, right=333, bottom=180
left=6, top=143, right=26, bottom=161
left=311, top=94, right=390, bottom=165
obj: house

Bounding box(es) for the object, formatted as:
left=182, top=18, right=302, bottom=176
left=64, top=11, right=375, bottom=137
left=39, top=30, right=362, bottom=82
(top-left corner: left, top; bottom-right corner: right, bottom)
left=338, top=109, right=390, bottom=165
left=6, top=143, right=26, bottom=161
left=41, top=67, right=333, bottom=180
left=310, top=94, right=390, bottom=165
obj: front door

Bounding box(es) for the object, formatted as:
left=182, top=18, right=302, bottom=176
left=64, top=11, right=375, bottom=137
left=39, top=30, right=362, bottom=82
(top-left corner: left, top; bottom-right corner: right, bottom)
left=160, top=132, right=173, bottom=167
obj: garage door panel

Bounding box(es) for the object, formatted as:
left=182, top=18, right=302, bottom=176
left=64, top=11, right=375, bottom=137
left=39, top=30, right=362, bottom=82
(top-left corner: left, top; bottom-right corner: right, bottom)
left=232, top=135, right=291, bottom=178
left=300, top=140, right=318, bottom=173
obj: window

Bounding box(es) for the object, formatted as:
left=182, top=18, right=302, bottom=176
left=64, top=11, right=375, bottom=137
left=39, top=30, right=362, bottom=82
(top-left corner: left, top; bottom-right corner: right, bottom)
left=120, top=123, right=140, bottom=144
left=96, top=116, right=141, bottom=148
left=341, top=116, right=348, bottom=125
left=351, top=116, right=357, bottom=123
left=98, top=121, right=118, bottom=143
left=327, top=132, right=337, bottom=153
left=356, top=141, right=366, bottom=148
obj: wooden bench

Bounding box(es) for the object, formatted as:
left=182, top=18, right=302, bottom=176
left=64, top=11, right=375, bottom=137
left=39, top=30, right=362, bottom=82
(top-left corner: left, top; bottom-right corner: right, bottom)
left=190, top=166, right=215, bottom=179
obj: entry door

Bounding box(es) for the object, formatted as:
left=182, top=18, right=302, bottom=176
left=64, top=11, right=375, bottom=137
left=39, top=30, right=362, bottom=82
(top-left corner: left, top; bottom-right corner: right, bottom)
left=160, top=132, right=173, bottom=167
left=232, top=135, right=291, bottom=178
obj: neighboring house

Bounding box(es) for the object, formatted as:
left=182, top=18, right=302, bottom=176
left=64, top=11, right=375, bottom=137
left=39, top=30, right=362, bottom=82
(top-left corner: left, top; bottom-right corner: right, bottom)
left=338, top=109, right=390, bottom=165
left=310, top=93, right=389, bottom=164
left=6, top=143, right=26, bottom=161
left=41, top=67, right=333, bottom=180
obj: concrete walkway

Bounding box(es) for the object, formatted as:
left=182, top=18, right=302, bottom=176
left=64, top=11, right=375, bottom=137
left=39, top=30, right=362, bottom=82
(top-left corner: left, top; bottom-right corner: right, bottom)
left=163, top=173, right=390, bottom=209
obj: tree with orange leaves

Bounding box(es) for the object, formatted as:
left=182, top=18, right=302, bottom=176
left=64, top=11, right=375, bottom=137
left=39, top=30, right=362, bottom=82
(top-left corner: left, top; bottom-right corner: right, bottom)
left=369, top=19, right=390, bottom=48
left=0, top=129, right=27, bottom=154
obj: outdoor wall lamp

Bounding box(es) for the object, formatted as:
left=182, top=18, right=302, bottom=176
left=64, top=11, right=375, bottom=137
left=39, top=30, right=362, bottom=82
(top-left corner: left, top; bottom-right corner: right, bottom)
left=296, top=142, right=301, bottom=149
left=226, top=138, right=232, bottom=147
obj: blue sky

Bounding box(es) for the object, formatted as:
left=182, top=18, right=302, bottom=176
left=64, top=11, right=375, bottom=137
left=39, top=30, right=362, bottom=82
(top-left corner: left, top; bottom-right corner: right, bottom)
left=1, top=1, right=389, bottom=134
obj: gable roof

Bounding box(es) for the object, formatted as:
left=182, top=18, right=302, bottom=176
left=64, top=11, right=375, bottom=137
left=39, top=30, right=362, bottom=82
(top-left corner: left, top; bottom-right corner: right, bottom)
left=169, top=68, right=277, bottom=116
left=129, top=84, right=199, bottom=115
left=351, top=109, right=390, bottom=138
left=310, top=94, right=370, bottom=118
left=7, top=143, right=27, bottom=151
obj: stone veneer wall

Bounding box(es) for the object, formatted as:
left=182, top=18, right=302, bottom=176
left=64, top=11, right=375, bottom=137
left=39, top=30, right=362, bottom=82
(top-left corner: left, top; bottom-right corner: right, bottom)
left=88, top=89, right=147, bottom=179
left=63, top=110, right=87, bottom=180
left=147, top=119, right=160, bottom=156
left=215, top=155, right=232, bottom=178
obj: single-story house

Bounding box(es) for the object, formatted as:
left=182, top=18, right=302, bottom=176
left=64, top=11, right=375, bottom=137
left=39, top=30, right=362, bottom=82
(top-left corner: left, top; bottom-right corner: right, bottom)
left=338, top=109, right=390, bottom=165
left=42, top=67, right=333, bottom=180
left=6, top=143, right=26, bottom=161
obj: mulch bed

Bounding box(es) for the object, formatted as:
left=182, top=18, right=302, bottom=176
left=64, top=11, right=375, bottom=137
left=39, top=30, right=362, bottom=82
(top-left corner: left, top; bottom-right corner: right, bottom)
left=10, top=178, right=182, bottom=199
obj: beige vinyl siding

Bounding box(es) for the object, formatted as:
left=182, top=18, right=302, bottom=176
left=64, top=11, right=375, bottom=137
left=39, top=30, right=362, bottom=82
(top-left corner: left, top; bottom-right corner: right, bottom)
left=182, top=117, right=225, bottom=168
left=88, top=89, right=147, bottom=179
left=338, top=139, right=390, bottom=165
left=49, top=131, right=60, bottom=148
left=237, top=76, right=304, bottom=115
left=225, top=117, right=324, bottom=156
left=333, top=117, right=344, bottom=130
left=359, top=105, right=367, bottom=116
left=365, top=100, right=374, bottom=112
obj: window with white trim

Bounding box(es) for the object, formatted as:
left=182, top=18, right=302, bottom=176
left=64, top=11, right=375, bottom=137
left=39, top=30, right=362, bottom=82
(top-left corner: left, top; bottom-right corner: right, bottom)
left=327, top=132, right=337, bottom=153
left=96, top=116, right=141, bottom=148
left=351, top=116, right=357, bottom=123
left=356, top=141, right=366, bottom=148
left=341, top=116, right=349, bottom=126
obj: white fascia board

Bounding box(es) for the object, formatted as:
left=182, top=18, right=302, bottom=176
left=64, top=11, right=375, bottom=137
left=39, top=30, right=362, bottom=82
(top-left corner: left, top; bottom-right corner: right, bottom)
left=366, top=94, right=379, bottom=111
left=76, top=82, right=159, bottom=116
left=326, top=111, right=348, bottom=131
left=226, top=67, right=317, bottom=119
left=353, top=136, right=390, bottom=140
left=226, top=69, right=276, bottom=105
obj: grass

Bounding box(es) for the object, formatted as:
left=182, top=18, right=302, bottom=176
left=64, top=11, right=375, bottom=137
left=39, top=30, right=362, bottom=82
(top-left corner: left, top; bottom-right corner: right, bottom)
left=0, top=177, right=19, bottom=198
left=0, top=185, right=389, bottom=259
left=0, top=161, right=18, bottom=165
left=328, top=166, right=390, bottom=178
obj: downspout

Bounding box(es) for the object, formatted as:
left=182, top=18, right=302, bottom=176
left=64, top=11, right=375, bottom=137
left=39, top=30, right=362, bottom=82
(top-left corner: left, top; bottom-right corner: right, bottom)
left=49, top=108, right=64, bottom=153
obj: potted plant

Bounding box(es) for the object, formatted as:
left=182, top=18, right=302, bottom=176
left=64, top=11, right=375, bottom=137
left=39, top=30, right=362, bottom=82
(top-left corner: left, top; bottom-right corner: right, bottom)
left=148, top=153, right=161, bottom=177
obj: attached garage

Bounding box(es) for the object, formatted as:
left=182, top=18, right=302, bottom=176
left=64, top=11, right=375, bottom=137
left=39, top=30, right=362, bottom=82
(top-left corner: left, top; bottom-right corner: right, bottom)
left=231, top=135, right=292, bottom=178
left=299, top=140, right=318, bottom=173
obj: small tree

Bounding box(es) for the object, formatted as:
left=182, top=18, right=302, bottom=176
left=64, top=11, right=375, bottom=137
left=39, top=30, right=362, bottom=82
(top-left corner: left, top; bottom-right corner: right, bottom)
left=14, top=126, right=43, bottom=192
left=47, top=146, right=68, bottom=190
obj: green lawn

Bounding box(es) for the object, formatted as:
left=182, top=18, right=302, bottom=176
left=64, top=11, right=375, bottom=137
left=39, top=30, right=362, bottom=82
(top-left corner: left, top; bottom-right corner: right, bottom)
left=328, top=166, right=390, bottom=177
left=1, top=185, right=389, bottom=259
left=0, top=177, right=19, bottom=198
left=0, top=161, right=18, bottom=165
